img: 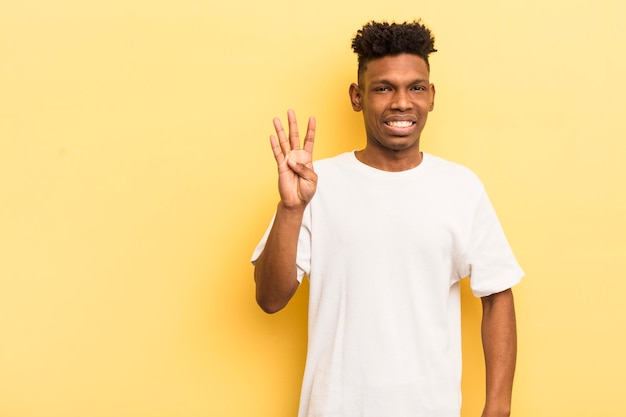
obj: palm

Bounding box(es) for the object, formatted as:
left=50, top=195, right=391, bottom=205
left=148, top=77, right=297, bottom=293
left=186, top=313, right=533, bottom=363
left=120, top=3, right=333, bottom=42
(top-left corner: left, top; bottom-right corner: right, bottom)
left=270, top=110, right=317, bottom=208
left=277, top=148, right=314, bottom=205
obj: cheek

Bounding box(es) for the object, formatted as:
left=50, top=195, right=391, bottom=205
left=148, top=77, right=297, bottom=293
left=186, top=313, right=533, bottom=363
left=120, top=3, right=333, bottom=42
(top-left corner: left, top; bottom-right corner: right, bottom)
left=364, top=111, right=382, bottom=128
left=363, top=101, right=384, bottom=118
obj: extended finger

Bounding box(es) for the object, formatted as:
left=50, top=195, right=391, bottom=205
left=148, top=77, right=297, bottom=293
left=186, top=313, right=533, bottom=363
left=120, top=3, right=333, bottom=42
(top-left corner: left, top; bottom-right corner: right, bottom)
left=269, top=134, right=285, bottom=165
left=303, top=116, right=316, bottom=155
left=287, top=109, right=301, bottom=151
left=273, top=117, right=291, bottom=157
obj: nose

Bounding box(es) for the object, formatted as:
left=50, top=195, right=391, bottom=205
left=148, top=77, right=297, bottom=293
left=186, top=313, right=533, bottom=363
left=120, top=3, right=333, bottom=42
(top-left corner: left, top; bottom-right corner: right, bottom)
left=391, top=90, right=411, bottom=111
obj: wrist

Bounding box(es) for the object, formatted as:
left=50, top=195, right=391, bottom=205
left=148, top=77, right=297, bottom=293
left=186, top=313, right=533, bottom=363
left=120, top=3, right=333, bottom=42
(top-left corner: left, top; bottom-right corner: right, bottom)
left=277, top=201, right=307, bottom=214
left=481, top=404, right=511, bottom=417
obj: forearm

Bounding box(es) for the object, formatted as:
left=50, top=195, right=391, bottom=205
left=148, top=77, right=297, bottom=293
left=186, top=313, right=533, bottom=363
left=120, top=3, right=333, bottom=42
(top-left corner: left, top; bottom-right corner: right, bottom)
left=254, top=203, right=305, bottom=313
left=481, top=289, right=517, bottom=417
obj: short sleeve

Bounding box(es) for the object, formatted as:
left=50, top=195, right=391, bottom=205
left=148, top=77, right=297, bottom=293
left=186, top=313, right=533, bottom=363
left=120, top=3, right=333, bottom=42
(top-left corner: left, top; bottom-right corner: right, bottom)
left=250, top=206, right=312, bottom=283
left=464, top=189, right=524, bottom=297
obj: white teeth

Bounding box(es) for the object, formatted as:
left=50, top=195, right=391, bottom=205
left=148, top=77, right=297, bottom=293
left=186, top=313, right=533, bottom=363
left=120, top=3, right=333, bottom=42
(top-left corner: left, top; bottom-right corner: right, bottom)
left=387, top=121, right=413, bottom=128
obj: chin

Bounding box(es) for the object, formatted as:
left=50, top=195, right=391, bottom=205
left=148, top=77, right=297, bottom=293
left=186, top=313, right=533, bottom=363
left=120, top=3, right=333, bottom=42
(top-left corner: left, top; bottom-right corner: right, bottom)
left=383, top=139, right=419, bottom=151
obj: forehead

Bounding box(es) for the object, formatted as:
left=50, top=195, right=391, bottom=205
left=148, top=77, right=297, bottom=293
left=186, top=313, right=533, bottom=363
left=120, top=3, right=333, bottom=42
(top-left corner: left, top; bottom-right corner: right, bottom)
left=362, top=54, right=430, bottom=83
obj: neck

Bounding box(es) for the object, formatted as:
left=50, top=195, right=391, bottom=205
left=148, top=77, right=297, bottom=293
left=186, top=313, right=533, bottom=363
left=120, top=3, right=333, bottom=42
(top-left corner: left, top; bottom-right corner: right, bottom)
left=354, top=147, right=423, bottom=172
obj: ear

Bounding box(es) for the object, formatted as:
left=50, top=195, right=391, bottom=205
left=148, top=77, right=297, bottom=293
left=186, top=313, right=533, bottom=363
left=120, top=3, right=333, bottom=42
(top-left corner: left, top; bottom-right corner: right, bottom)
left=429, top=83, right=436, bottom=112
left=349, top=83, right=362, bottom=112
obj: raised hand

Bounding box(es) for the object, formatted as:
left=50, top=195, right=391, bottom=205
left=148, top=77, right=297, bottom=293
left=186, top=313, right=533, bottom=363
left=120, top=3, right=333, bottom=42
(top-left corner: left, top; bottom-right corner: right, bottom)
left=270, top=110, right=317, bottom=209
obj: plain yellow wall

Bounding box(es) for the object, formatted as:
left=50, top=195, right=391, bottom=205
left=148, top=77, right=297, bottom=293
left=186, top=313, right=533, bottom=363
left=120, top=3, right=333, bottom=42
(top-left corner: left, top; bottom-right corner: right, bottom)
left=1, top=0, right=625, bottom=416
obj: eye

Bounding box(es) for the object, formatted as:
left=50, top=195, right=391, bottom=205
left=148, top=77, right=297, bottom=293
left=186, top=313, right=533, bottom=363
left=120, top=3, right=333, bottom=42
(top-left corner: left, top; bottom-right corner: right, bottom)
left=411, top=85, right=427, bottom=91
left=374, top=86, right=391, bottom=92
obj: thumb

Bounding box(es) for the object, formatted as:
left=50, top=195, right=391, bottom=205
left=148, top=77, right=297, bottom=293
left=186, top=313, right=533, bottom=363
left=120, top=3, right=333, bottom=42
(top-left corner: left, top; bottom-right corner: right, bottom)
left=287, top=158, right=314, bottom=179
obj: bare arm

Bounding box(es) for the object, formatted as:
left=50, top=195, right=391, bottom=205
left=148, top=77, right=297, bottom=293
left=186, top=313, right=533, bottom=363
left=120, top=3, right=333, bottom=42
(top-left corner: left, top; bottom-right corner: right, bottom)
left=480, top=288, right=517, bottom=417
left=254, top=110, right=316, bottom=313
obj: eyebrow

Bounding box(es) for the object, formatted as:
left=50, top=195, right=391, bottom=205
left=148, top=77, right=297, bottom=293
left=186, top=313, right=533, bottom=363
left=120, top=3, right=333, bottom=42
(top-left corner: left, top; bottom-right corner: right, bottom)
left=370, top=78, right=430, bottom=85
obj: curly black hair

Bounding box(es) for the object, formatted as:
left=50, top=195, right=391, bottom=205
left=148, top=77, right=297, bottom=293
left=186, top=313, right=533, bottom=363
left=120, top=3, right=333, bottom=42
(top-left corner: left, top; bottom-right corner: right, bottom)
left=351, top=20, right=437, bottom=82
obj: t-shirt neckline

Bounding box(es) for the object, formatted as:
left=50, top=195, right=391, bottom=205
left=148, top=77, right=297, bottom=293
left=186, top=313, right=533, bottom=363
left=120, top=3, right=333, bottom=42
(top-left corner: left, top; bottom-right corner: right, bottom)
left=347, top=150, right=430, bottom=178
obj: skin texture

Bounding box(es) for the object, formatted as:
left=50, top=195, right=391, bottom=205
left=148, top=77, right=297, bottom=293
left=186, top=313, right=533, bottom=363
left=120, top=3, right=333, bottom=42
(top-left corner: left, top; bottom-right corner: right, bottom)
left=254, top=110, right=316, bottom=313
left=349, top=53, right=435, bottom=172
left=254, top=54, right=517, bottom=416
left=481, top=289, right=517, bottom=417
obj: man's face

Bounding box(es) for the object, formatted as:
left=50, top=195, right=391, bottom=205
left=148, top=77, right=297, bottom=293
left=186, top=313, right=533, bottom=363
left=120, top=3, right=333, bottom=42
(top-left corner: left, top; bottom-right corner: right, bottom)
left=349, top=53, right=435, bottom=153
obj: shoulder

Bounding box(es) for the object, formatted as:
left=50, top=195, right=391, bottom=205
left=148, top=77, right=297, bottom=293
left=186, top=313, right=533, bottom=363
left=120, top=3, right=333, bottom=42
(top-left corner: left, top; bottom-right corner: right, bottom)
left=312, top=151, right=355, bottom=174
left=423, top=153, right=484, bottom=188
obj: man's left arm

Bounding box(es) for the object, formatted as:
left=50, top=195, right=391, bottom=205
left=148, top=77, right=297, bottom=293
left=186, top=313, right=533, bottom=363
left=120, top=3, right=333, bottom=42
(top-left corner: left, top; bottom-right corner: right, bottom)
left=480, top=288, right=517, bottom=417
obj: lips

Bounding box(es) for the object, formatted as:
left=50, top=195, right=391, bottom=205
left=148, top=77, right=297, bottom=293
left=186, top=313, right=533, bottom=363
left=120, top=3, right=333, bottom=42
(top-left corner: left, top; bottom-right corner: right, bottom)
left=384, top=118, right=416, bottom=135
left=385, top=120, right=415, bottom=128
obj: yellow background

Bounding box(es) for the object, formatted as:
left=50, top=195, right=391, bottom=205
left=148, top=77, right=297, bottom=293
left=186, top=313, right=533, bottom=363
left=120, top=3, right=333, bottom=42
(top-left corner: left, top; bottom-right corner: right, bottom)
left=1, top=0, right=625, bottom=416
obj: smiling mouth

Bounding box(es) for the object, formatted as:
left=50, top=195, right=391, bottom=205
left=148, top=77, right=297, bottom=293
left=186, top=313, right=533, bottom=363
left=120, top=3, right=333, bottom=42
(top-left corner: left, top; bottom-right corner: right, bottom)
left=385, top=120, right=415, bottom=128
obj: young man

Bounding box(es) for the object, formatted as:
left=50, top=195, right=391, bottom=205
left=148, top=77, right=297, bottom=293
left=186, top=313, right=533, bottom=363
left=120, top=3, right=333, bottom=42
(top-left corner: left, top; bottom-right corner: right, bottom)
left=252, top=21, right=523, bottom=417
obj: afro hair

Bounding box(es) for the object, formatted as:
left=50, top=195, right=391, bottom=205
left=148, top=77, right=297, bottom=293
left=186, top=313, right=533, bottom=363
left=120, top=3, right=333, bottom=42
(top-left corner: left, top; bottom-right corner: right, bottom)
left=351, top=20, right=437, bottom=81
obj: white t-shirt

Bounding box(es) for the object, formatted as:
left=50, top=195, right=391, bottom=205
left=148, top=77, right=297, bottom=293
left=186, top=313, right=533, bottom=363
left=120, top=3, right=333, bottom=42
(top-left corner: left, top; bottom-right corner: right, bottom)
left=252, top=152, right=524, bottom=417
